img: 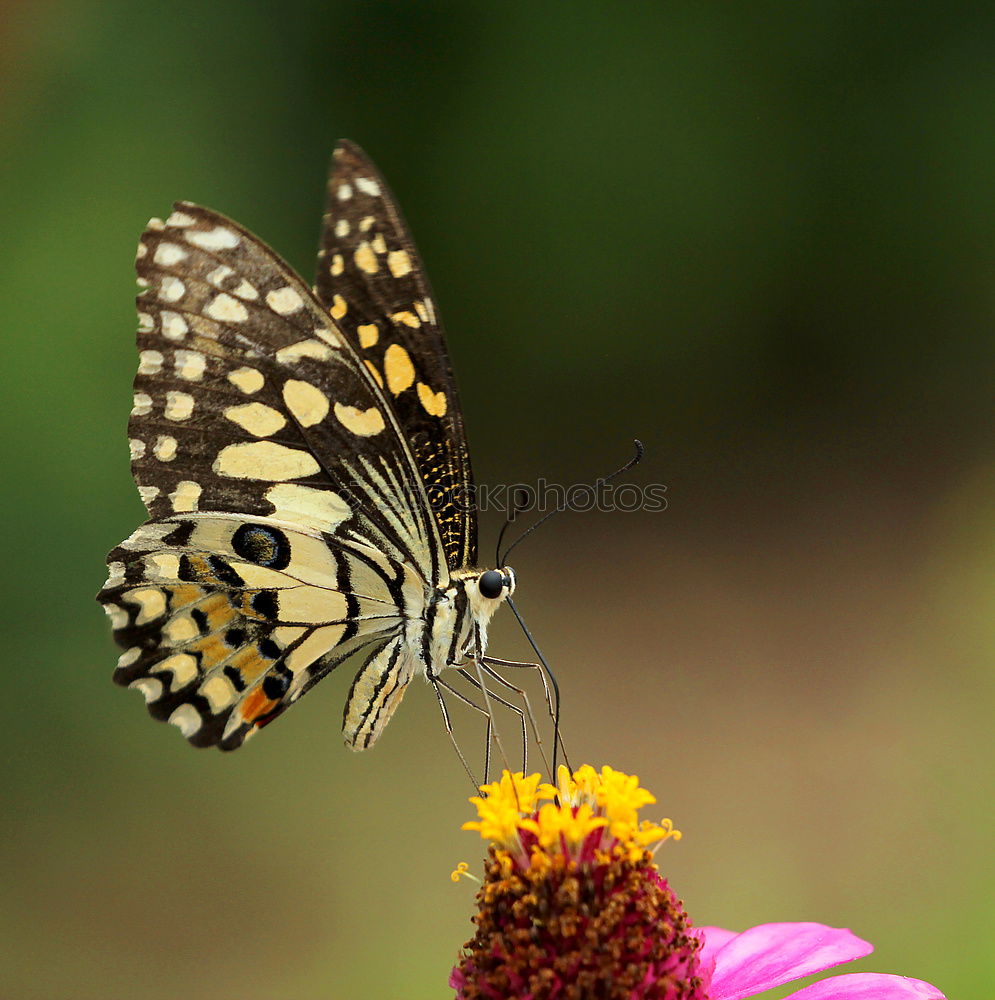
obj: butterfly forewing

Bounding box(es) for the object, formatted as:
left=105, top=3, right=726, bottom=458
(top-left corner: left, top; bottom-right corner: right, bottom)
left=315, top=141, right=477, bottom=570
left=99, top=198, right=452, bottom=748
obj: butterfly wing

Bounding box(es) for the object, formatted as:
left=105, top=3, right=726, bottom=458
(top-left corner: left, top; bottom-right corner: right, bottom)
left=98, top=203, right=447, bottom=747
left=314, top=141, right=477, bottom=571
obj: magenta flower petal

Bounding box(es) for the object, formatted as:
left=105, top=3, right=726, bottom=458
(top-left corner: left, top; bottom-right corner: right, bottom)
left=783, top=973, right=946, bottom=1000
left=708, top=922, right=874, bottom=1000
left=695, top=925, right=739, bottom=964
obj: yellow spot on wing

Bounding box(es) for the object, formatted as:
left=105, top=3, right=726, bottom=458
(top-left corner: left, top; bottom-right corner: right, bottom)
left=387, top=250, right=412, bottom=277
left=264, top=484, right=351, bottom=533
left=224, top=402, right=287, bottom=437
left=358, top=324, right=379, bottom=348
left=154, top=653, right=199, bottom=685
left=384, top=343, right=415, bottom=395
left=417, top=382, right=448, bottom=417
left=164, top=391, right=194, bottom=420
left=333, top=403, right=386, bottom=437
left=331, top=295, right=348, bottom=320
left=200, top=675, right=237, bottom=713
left=213, top=441, right=321, bottom=480
left=330, top=253, right=344, bottom=276
left=282, top=379, right=329, bottom=427
left=128, top=587, right=167, bottom=625
left=354, top=242, right=378, bottom=274
left=391, top=310, right=421, bottom=328
left=276, top=339, right=334, bottom=363
left=371, top=233, right=386, bottom=255
left=228, top=367, right=264, bottom=393
left=169, top=480, right=202, bottom=512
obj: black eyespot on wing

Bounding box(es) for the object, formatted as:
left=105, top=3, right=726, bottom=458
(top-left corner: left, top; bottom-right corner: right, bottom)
left=258, top=637, right=281, bottom=660
left=231, top=524, right=291, bottom=571
left=478, top=570, right=504, bottom=599
left=190, top=607, right=210, bottom=634
left=250, top=591, right=279, bottom=620
left=224, top=665, right=248, bottom=692
left=262, top=668, right=292, bottom=700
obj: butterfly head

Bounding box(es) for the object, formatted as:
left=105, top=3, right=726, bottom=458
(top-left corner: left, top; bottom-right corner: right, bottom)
left=477, top=567, right=516, bottom=601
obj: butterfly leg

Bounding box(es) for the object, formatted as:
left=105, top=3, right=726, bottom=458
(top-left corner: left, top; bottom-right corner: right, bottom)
left=431, top=676, right=489, bottom=790
left=477, top=660, right=553, bottom=779
left=450, top=665, right=530, bottom=780
left=483, top=656, right=571, bottom=776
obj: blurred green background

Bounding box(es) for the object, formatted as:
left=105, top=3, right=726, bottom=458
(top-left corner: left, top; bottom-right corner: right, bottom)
left=2, top=2, right=992, bottom=997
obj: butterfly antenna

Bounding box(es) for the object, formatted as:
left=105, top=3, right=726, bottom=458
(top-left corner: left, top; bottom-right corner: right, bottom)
left=506, top=596, right=570, bottom=778
left=494, top=487, right=529, bottom=568
left=499, top=439, right=645, bottom=565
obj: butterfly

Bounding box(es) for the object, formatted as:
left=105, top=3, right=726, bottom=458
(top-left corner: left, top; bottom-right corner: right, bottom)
left=97, top=140, right=524, bottom=755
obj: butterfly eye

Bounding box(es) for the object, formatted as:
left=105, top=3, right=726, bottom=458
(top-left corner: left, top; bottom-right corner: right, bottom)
left=478, top=570, right=504, bottom=599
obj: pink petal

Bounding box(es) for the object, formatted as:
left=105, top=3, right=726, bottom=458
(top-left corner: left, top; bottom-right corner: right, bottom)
left=783, top=973, right=946, bottom=1000
left=708, top=922, right=874, bottom=1000
left=695, top=925, right=739, bottom=964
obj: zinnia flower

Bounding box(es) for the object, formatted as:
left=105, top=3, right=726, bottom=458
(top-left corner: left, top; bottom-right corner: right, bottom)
left=451, top=766, right=945, bottom=1000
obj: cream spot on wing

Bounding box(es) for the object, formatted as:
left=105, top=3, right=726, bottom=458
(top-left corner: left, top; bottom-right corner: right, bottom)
left=117, top=646, right=140, bottom=668
left=333, top=403, right=385, bottom=437
left=414, top=300, right=428, bottom=323
left=164, top=391, right=194, bottom=421
left=228, top=367, right=264, bottom=393
left=276, top=339, right=333, bottom=363
left=266, top=286, right=304, bottom=315
left=213, top=441, right=321, bottom=480
left=168, top=704, right=202, bottom=737
left=169, top=480, right=202, bottom=512
left=138, top=350, right=163, bottom=375
left=154, top=242, right=188, bottom=266
left=201, top=675, right=237, bottom=713
left=233, top=279, right=259, bottom=300
left=154, top=435, right=178, bottom=461
left=422, top=298, right=436, bottom=324
left=206, top=293, right=248, bottom=323
left=137, top=312, right=154, bottom=333
left=106, top=562, right=126, bottom=586
left=336, top=183, right=353, bottom=201
left=147, top=217, right=166, bottom=231
left=136, top=243, right=148, bottom=259
left=166, top=211, right=195, bottom=227
left=147, top=552, right=181, bottom=580
left=335, top=218, right=349, bottom=237
left=224, top=401, right=287, bottom=437
left=354, top=242, right=378, bottom=274
left=272, top=625, right=307, bottom=646
left=160, top=311, right=188, bottom=341
left=105, top=603, right=128, bottom=629
left=131, top=392, right=153, bottom=416
left=174, top=350, right=206, bottom=381
left=159, top=276, right=185, bottom=302
left=207, top=264, right=234, bottom=288
left=330, top=294, right=347, bottom=320
left=185, top=225, right=240, bottom=250
left=130, top=677, right=163, bottom=703
left=364, top=360, right=383, bottom=388
left=129, top=587, right=167, bottom=625
left=391, top=310, right=420, bottom=328
left=163, top=615, right=199, bottom=644
left=265, top=484, right=351, bottom=533
left=384, top=343, right=415, bottom=395
left=137, top=277, right=150, bottom=290
left=330, top=253, right=344, bottom=276
left=387, top=249, right=412, bottom=278
left=137, top=484, right=160, bottom=504
left=119, top=523, right=173, bottom=550
left=359, top=215, right=375, bottom=232
left=358, top=323, right=379, bottom=348
left=282, top=379, right=329, bottom=427
left=370, top=233, right=386, bottom=255
left=417, top=382, right=448, bottom=417
left=129, top=438, right=145, bottom=460
left=356, top=176, right=381, bottom=197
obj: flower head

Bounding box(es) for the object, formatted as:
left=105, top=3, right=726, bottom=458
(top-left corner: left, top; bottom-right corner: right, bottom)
left=452, top=766, right=947, bottom=1000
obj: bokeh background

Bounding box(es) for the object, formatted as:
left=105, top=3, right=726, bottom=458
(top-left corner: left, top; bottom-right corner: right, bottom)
left=2, top=3, right=992, bottom=997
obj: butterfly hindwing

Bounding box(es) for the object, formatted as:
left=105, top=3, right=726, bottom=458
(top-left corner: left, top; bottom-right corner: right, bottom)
left=100, top=514, right=419, bottom=748
left=315, top=141, right=477, bottom=570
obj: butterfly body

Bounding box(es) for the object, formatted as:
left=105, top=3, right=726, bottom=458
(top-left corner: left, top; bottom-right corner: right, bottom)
left=99, top=142, right=514, bottom=751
